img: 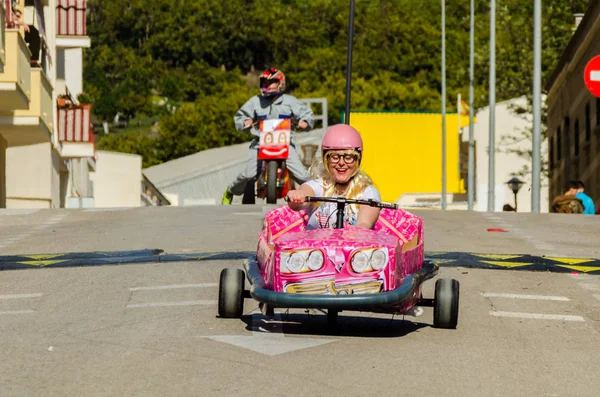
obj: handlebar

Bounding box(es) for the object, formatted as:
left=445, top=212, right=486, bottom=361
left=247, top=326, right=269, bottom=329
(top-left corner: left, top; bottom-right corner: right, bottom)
left=284, top=196, right=398, bottom=210
left=284, top=196, right=397, bottom=228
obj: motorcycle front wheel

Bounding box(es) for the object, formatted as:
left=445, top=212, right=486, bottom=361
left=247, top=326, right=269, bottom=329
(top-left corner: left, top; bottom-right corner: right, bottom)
left=266, top=160, right=278, bottom=204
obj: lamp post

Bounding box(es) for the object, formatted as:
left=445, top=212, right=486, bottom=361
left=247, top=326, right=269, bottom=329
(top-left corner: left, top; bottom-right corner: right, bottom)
left=507, top=177, right=524, bottom=212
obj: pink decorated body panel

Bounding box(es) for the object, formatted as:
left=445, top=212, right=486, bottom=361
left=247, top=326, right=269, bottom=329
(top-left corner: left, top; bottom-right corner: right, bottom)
left=256, top=205, right=425, bottom=311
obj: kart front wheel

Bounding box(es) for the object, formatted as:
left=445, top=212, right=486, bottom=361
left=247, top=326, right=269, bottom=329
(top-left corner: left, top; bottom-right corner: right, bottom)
left=218, top=268, right=245, bottom=318
left=433, top=278, right=459, bottom=329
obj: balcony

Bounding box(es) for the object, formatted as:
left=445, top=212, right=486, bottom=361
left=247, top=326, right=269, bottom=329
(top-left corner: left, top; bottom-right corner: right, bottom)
left=57, top=102, right=95, bottom=157
left=56, top=0, right=90, bottom=48
left=0, top=30, right=32, bottom=110
left=0, top=67, right=53, bottom=146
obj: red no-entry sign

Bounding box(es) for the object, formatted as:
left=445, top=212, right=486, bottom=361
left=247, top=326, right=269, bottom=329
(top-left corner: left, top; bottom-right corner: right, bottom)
left=584, top=55, right=600, bottom=98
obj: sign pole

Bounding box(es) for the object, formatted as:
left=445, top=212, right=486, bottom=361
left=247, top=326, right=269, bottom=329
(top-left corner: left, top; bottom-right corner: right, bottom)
left=531, top=0, right=542, bottom=213
left=344, top=0, right=356, bottom=124
left=441, top=0, right=447, bottom=211
left=468, top=0, right=475, bottom=211
left=488, top=0, right=496, bottom=212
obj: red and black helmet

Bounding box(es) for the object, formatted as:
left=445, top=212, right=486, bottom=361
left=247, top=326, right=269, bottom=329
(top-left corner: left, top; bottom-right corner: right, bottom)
left=259, top=68, right=286, bottom=97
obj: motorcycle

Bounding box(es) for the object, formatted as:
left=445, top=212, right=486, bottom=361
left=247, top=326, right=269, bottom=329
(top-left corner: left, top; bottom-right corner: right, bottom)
left=242, top=118, right=295, bottom=205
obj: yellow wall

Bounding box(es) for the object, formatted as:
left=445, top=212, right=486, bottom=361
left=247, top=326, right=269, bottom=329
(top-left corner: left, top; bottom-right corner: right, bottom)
left=349, top=112, right=471, bottom=203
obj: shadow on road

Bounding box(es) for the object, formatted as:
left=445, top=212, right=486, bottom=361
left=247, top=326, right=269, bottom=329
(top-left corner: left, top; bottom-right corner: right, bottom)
left=239, top=310, right=430, bottom=338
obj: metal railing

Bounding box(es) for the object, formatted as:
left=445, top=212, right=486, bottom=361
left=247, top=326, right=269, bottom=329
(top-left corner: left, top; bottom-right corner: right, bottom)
left=56, top=0, right=87, bottom=36
left=58, top=103, right=93, bottom=142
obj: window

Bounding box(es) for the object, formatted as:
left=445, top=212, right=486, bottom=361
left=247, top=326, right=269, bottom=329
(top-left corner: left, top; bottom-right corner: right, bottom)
left=549, top=136, right=554, bottom=169
left=585, top=102, right=591, bottom=142
left=57, top=49, right=65, bottom=79
left=557, top=127, right=562, bottom=160
left=574, top=119, right=580, bottom=156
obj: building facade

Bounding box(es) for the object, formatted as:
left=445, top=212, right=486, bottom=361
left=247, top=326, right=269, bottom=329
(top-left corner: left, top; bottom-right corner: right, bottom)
left=0, top=0, right=95, bottom=208
left=545, top=2, right=600, bottom=210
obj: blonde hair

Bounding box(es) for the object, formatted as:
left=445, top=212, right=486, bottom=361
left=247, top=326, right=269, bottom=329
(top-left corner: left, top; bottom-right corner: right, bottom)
left=308, top=149, right=374, bottom=219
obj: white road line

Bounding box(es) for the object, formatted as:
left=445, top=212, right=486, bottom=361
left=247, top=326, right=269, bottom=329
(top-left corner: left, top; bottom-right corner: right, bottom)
left=482, top=292, right=570, bottom=301
left=490, top=311, right=585, bottom=322
left=578, top=283, right=600, bottom=291
left=129, top=283, right=218, bottom=291
left=0, top=310, right=35, bottom=315
left=0, top=293, right=43, bottom=300
left=127, top=300, right=217, bottom=308
left=83, top=207, right=133, bottom=212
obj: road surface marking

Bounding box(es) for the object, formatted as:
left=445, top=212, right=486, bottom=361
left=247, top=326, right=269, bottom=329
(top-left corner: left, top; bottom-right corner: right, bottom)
left=0, top=310, right=35, bottom=315
left=578, top=283, right=600, bottom=291
left=83, top=207, right=133, bottom=212
left=129, top=283, right=217, bottom=291
left=482, top=292, right=569, bottom=301
left=490, top=311, right=584, bottom=322
left=127, top=300, right=217, bottom=308
left=203, top=311, right=338, bottom=356
left=0, top=293, right=43, bottom=300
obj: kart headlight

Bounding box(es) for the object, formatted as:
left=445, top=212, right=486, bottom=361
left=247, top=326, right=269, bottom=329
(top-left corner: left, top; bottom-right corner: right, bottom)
left=287, top=253, right=306, bottom=273
left=370, top=249, right=387, bottom=270
left=351, top=251, right=370, bottom=273
left=350, top=248, right=389, bottom=273
left=280, top=249, right=324, bottom=273
left=307, top=250, right=324, bottom=271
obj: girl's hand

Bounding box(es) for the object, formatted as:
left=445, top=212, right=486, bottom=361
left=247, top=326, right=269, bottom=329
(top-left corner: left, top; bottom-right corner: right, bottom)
left=286, top=190, right=306, bottom=204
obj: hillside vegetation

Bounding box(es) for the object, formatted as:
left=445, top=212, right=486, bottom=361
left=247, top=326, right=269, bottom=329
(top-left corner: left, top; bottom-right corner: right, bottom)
left=84, top=0, right=590, bottom=167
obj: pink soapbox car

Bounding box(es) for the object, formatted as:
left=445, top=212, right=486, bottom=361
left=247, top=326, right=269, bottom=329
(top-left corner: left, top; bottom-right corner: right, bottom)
left=218, top=196, right=460, bottom=328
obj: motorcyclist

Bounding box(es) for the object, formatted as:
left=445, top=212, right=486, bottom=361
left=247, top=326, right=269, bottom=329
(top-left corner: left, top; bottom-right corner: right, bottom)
left=221, top=68, right=314, bottom=205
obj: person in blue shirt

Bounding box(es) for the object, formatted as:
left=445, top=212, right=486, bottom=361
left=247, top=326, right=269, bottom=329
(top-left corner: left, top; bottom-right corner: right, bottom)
left=575, top=181, right=596, bottom=215
left=565, top=180, right=596, bottom=215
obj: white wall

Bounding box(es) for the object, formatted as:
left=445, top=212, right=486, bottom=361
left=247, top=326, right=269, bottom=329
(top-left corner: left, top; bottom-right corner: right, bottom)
left=463, top=96, right=549, bottom=213
left=6, top=142, right=60, bottom=208
left=64, top=48, right=83, bottom=96
left=90, top=150, right=142, bottom=208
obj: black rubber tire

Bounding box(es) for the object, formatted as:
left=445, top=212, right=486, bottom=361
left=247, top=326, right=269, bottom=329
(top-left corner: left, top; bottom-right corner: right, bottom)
left=327, top=309, right=339, bottom=327
left=218, top=268, right=245, bottom=318
left=433, top=278, right=460, bottom=329
left=266, top=160, right=278, bottom=204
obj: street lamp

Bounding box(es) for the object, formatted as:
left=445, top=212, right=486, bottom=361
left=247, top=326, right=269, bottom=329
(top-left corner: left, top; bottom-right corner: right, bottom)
left=507, top=177, right=524, bottom=212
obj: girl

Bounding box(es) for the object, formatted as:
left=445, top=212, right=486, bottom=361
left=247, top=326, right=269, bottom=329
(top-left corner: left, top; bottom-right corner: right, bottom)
left=286, top=124, right=381, bottom=229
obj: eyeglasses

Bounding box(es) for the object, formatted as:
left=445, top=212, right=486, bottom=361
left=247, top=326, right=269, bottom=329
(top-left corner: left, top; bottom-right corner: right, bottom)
left=327, top=153, right=358, bottom=164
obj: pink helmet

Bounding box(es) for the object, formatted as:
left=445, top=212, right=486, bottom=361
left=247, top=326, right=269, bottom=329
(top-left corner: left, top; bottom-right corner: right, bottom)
left=321, top=124, right=363, bottom=153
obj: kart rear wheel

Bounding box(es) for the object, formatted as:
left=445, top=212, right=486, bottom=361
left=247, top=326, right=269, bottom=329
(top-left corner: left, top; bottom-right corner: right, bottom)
left=218, top=268, right=245, bottom=318
left=433, top=278, right=459, bottom=329
left=266, top=160, right=278, bottom=204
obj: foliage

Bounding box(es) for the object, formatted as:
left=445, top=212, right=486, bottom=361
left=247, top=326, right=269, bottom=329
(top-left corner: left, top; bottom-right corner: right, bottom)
left=83, top=0, right=591, bottom=167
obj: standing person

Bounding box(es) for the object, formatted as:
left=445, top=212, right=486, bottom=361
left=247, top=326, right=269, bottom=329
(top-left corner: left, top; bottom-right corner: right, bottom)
left=221, top=68, right=314, bottom=205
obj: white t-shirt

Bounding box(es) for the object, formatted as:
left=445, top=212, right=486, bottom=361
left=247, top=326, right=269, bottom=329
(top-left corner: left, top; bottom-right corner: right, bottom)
left=302, top=178, right=381, bottom=229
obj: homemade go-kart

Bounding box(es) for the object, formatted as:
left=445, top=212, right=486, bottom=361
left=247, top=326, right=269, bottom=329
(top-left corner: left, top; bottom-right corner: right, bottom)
left=242, top=118, right=293, bottom=205
left=218, top=196, right=460, bottom=329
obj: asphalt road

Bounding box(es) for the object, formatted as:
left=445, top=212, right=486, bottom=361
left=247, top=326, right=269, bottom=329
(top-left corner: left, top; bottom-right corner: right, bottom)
left=1, top=205, right=599, bottom=396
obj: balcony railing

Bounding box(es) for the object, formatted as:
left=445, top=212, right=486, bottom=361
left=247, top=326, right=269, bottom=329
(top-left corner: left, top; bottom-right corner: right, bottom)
left=56, top=0, right=87, bottom=36
left=13, top=68, right=53, bottom=134
left=57, top=103, right=93, bottom=142
left=0, top=30, right=32, bottom=110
